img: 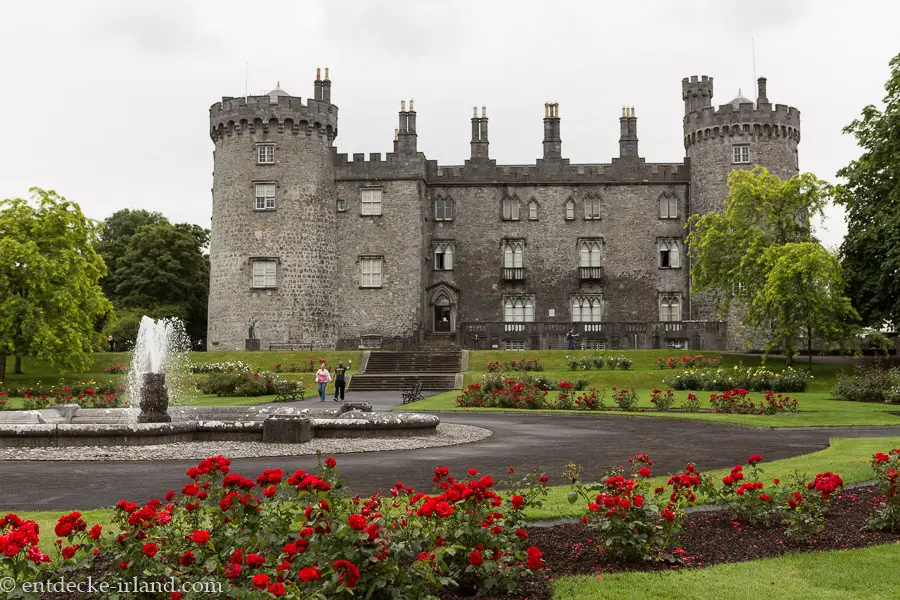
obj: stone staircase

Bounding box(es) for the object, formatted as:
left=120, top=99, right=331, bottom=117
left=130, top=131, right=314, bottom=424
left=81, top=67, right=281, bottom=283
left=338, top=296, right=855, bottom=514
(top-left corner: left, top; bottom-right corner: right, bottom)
left=348, top=351, right=461, bottom=392
left=418, top=333, right=461, bottom=352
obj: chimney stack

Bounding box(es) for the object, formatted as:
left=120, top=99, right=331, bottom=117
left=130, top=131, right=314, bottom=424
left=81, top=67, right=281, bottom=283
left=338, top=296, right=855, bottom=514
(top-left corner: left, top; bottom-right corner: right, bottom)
left=542, top=102, right=562, bottom=160
left=397, top=99, right=417, bottom=155
left=619, top=106, right=639, bottom=158
left=470, top=105, right=490, bottom=160
left=756, top=77, right=768, bottom=104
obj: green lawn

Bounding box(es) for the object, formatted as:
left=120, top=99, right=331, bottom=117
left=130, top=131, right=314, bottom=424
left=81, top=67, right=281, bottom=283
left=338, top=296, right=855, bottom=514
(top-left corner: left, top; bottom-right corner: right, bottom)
left=527, top=436, right=900, bottom=520
left=407, top=389, right=900, bottom=428
left=552, top=542, right=900, bottom=599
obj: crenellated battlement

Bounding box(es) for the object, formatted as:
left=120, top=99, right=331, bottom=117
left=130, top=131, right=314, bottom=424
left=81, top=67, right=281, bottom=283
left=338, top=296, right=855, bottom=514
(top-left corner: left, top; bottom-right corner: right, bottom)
left=210, top=94, right=338, bottom=142
left=683, top=102, right=800, bottom=148
left=424, top=161, right=687, bottom=184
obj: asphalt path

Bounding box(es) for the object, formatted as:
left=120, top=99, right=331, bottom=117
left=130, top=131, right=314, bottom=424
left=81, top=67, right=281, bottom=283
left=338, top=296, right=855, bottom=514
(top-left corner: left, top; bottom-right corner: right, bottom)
left=2, top=410, right=900, bottom=511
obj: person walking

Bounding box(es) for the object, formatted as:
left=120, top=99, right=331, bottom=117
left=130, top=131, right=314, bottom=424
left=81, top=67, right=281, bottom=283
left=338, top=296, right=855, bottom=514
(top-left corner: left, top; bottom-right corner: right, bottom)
left=315, top=363, right=331, bottom=402
left=332, top=359, right=351, bottom=401
left=566, top=329, right=578, bottom=350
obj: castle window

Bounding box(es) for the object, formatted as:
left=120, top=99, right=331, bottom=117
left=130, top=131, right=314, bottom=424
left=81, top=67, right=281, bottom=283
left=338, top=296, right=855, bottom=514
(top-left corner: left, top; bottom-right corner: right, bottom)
left=572, top=295, right=603, bottom=322
left=433, top=242, right=454, bottom=271
left=584, top=195, right=601, bottom=220
left=359, top=335, right=383, bottom=349
left=565, top=199, right=575, bottom=220
left=250, top=259, right=277, bottom=288
left=256, top=144, right=274, bottom=164
left=336, top=198, right=347, bottom=212
left=359, top=256, right=383, bottom=288
left=502, top=239, right=524, bottom=268
left=254, top=183, right=276, bottom=210
left=579, top=239, right=602, bottom=267
left=503, top=296, right=534, bottom=323
left=528, top=200, right=538, bottom=220
left=502, top=196, right=520, bottom=221
left=733, top=144, right=750, bottom=164
left=435, top=196, right=454, bottom=221
left=658, top=239, right=681, bottom=269
left=659, top=294, right=681, bottom=322
left=659, top=193, right=678, bottom=219
left=360, top=188, right=383, bottom=216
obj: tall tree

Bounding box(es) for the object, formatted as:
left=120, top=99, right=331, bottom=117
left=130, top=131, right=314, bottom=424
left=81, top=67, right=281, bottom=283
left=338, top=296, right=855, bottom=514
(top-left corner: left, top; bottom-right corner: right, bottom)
left=837, top=52, right=900, bottom=330
left=95, top=209, right=166, bottom=301
left=687, top=167, right=855, bottom=364
left=0, top=188, right=112, bottom=382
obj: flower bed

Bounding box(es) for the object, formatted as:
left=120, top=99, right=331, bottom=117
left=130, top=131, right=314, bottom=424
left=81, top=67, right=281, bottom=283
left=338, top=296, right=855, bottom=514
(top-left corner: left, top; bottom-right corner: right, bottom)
left=196, top=370, right=297, bottom=397
left=656, top=355, right=723, bottom=369
left=566, top=355, right=633, bottom=371
left=103, top=363, right=128, bottom=374
left=189, top=361, right=251, bottom=374
left=832, top=365, right=900, bottom=404
left=709, top=389, right=799, bottom=415
left=664, top=365, right=811, bottom=392
left=486, top=358, right=543, bottom=372
left=0, top=457, right=548, bottom=599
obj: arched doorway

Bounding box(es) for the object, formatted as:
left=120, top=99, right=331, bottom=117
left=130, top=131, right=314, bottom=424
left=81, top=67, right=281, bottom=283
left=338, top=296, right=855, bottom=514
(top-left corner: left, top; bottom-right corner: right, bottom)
left=433, top=294, right=453, bottom=332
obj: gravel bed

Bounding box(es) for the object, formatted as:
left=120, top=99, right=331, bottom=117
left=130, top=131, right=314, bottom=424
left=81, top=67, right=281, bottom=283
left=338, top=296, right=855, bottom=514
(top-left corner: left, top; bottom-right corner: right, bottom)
left=0, top=423, right=491, bottom=461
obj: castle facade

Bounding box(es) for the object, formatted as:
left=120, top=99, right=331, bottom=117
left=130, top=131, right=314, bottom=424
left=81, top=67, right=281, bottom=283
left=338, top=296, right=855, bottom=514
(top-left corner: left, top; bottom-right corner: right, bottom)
left=207, top=69, right=800, bottom=351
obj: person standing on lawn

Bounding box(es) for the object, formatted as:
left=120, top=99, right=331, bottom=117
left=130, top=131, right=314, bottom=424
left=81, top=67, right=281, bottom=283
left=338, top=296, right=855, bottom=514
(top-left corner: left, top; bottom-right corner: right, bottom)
left=332, top=359, right=351, bottom=402
left=315, top=362, right=331, bottom=402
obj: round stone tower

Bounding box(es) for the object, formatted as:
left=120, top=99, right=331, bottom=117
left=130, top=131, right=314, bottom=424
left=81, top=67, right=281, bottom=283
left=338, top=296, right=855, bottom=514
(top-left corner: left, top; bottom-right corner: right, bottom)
left=682, top=75, right=801, bottom=342
left=208, top=69, right=338, bottom=350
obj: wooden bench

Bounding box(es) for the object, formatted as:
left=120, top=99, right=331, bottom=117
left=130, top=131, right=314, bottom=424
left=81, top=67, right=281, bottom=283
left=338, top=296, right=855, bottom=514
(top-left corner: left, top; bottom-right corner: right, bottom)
left=401, top=381, right=424, bottom=404
left=273, top=382, right=305, bottom=403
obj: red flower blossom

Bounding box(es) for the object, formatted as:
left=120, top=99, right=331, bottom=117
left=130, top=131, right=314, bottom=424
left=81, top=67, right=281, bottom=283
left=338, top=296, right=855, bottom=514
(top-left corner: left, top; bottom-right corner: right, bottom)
left=748, top=454, right=763, bottom=465
left=325, top=457, right=337, bottom=468
left=252, top=573, right=270, bottom=590
left=269, top=582, right=286, bottom=596
left=468, top=550, right=484, bottom=566
left=511, top=495, right=524, bottom=509
left=246, top=553, right=265, bottom=567
left=188, top=530, right=210, bottom=544
left=298, top=567, right=320, bottom=582
left=348, top=514, right=367, bottom=531
left=334, top=560, right=361, bottom=588
left=179, top=551, right=195, bottom=566
left=142, top=542, right=158, bottom=557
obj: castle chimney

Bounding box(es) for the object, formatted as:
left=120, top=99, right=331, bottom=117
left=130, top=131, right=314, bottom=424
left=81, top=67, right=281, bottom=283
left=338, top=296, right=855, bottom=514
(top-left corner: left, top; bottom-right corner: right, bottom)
left=397, top=100, right=417, bottom=155
left=393, top=128, right=399, bottom=154
left=314, top=67, right=323, bottom=101
left=542, top=102, right=562, bottom=160
left=619, top=106, right=639, bottom=158
left=322, top=67, right=331, bottom=102
left=470, top=104, right=489, bottom=160
left=756, top=76, right=768, bottom=104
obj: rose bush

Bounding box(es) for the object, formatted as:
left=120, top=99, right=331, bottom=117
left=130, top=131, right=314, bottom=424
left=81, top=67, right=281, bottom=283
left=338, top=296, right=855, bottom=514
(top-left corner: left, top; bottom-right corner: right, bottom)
left=656, top=355, right=722, bottom=370
left=709, top=389, right=799, bottom=415
left=649, top=389, right=675, bottom=412
left=778, top=470, right=844, bottom=544
left=665, top=365, right=811, bottom=392
left=868, top=448, right=900, bottom=532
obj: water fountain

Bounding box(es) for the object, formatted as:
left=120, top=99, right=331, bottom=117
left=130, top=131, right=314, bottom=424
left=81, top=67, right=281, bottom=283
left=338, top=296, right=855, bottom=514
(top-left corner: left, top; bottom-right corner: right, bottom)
left=128, top=316, right=190, bottom=423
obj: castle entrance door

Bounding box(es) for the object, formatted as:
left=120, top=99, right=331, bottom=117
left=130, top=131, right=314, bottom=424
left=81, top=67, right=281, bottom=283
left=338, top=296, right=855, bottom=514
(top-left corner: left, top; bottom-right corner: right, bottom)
left=433, top=295, right=453, bottom=333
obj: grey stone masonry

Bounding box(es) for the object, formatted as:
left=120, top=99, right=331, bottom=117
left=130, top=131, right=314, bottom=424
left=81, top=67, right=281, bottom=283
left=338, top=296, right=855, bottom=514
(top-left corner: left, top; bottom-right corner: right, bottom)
left=207, top=72, right=799, bottom=352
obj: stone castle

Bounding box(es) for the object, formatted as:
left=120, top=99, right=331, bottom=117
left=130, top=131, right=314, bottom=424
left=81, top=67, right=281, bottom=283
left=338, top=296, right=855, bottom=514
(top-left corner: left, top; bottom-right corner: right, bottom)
left=207, top=68, right=800, bottom=351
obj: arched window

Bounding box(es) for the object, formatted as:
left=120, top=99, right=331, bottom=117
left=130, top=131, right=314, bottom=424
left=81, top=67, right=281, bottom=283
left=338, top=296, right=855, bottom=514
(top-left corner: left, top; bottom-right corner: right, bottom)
left=565, top=198, right=575, bottom=220
left=572, top=296, right=603, bottom=322
left=504, top=296, right=534, bottom=322
left=658, top=239, right=681, bottom=268
left=659, top=193, right=678, bottom=219
left=435, top=196, right=454, bottom=221
left=434, top=242, right=454, bottom=270
left=579, top=240, right=602, bottom=267
left=502, top=240, right=524, bottom=268
left=528, top=200, right=539, bottom=220
left=502, top=196, right=520, bottom=220
left=659, top=295, right=681, bottom=322
left=584, top=194, right=601, bottom=220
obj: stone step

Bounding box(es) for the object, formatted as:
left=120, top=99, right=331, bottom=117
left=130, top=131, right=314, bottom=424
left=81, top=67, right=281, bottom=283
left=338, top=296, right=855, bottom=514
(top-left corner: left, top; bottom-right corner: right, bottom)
left=347, top=374, right=457, bottom=392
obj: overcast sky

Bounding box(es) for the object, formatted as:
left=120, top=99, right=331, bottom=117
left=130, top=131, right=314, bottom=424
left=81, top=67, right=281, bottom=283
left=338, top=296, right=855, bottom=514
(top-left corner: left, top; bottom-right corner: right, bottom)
left=2, top=0, right=897, bottom=250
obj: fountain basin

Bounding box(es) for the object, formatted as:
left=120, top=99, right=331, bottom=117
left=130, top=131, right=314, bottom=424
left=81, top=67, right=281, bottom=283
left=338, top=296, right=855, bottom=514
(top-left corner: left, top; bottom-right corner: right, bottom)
left=0, top=405, right=440, bottom=447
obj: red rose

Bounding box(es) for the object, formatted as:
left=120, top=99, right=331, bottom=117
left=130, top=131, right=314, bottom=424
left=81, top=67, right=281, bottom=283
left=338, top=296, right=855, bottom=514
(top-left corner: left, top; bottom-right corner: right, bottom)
left=269, top=583, right=286, bottom=596
left=334, top=560, right=360, bottom=589
left=511, top=495, right=524, bottom=509
left=142, top=542, right=158, bottom=557
left=188, top=530, right=210, bottom=544
left=527, top=554, right=542, bottom=569
left=324, top=457, right=337, bottom=468
left=179, top=551, right=195, bottom=566
left=171, top=593, right=182, bottom=600
left=348, top=514, right=367, bottom=531
left=89, top=525, right=102, bottom=541
left=252, top=573, right=270, bottom=590
left=634, top=495, right=644, bottom=508
left=639, top=467, right=651, bottom=478
left=246, top=553, right=265, bottom=567
left=299, top=567, right=320, bottom=582
left=62, top=545, right=77, bottom=559
left=748, top=454, right=763, bottom=465
left=468, top=550, right=484, bottom=566
left=722, top=475, right=734, bottom=486
left=759, top=493, right=771, bottom=502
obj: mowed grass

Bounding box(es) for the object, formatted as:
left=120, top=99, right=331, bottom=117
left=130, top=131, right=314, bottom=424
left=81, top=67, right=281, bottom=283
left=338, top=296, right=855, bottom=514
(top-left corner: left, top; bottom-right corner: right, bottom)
left=552, top=542, right=900, bottom=600
left=405, top=389, right=900, bottom=428
left=526, top=436, right=900, bottom=520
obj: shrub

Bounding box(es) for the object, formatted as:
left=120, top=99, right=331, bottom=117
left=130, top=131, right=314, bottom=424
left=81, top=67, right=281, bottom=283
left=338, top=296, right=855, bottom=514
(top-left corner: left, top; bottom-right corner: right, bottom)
left=868, top=448, right=900, bottom=532
left=572, top=378, right=589, bottom=391
left=456, top=383, right=494, bottom=408
left=573, top=388, right=606, bottom=410
left=617, top=356, right=633, bottom=370
left=190, top=361, right=251, bottom=374
left=198, top=371, right=281, bottom=397
left=611, top=388, right=638, bottom=411
left=681, top=393, right=700, bottom=413
left=486, top=358, right=543, bottom=372
left=556, top=382, right=575, bottom=409
left=649, top=389, right=675, bottom=412
left=832, top=365, right=895, bottom=403
left=103, top=363, right=128, bottom=374
left=495, top=381, right=548, bottom=409
left=779, top=470, right=843, bottom=544
left=709, top=389, right=798, bottom=415
left=712, top=455, right=776, bottom=527
left=569, top=454, right=704, bottom=563
left=0, top=392, right=7, bottom=411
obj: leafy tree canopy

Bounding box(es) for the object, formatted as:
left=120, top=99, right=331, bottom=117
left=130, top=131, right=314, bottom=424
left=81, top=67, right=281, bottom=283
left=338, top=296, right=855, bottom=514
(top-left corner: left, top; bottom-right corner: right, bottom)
left=837, top=51, right=900, bottom=329
left=0, top=188, right=112, bottom=382
left=688, top=167, right=857, bottom=364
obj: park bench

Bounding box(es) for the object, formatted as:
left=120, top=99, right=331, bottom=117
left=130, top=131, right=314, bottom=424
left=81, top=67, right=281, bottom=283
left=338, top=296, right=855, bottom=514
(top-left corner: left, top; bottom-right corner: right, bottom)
left=273, top=382, right=305, bottom=403
left=401, top=381, right=424, bottom=404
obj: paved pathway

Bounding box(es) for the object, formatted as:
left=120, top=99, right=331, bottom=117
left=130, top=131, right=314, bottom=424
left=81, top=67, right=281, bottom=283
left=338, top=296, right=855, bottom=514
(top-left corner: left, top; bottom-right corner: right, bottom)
left=2, top=401, right=900, bottom=510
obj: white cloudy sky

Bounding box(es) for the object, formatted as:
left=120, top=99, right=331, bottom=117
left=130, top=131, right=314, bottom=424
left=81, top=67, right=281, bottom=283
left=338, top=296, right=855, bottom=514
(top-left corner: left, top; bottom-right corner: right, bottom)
left=1, top=0, right=897, bottom=250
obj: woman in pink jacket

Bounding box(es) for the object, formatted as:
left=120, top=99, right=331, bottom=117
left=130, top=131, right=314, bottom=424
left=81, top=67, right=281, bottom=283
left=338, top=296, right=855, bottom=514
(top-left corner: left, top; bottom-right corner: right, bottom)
left=315, top=363, right=332, bottom=402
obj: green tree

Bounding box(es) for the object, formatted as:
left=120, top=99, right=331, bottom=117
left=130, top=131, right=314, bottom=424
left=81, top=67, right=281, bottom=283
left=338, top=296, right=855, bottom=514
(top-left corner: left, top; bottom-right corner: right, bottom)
left=0, top=188, right=112, bottom=383
left=95, top=209, right=166, bottom=301
left=687, top=167, right=855, bottom=364
left=837, top=52, right=900, bottom=330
